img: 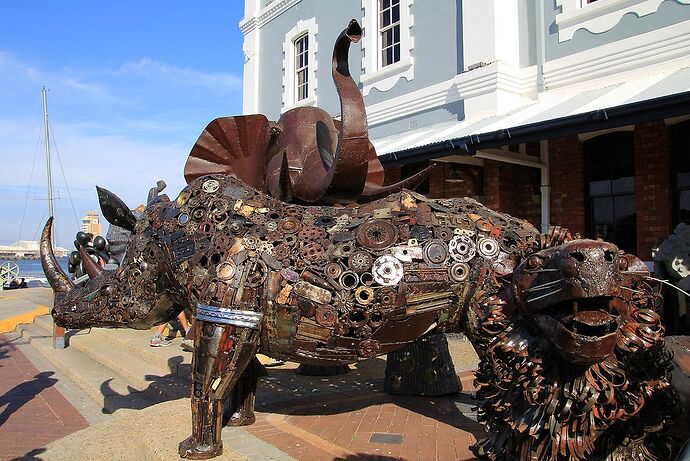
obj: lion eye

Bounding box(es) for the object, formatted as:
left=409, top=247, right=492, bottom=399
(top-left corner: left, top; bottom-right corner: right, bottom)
left=618, top=257, right=629, bottom=271
left=526, top=255, right=545, bottom=270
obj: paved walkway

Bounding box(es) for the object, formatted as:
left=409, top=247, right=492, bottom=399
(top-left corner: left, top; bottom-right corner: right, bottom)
left=246, top=368, right=481, bottom=461
left=0, top=334, right=88, bottom=461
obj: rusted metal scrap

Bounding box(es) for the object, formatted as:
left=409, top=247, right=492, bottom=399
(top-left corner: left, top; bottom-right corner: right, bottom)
left=41, top=175, right=681, bottom=459
left=40, top=19, right=683, bottom=461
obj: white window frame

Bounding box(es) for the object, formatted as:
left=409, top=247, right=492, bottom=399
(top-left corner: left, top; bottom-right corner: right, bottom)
left=379, top=0, right=401, bottom=68
left=361, top=0, right=414, bottom=96
left=555, top=0, right=690, bottom=42
left=294, top=33, right=310, bottom=102
left=282, top=18, right=318, bottom=111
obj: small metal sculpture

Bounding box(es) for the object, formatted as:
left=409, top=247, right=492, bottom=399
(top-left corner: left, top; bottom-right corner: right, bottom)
left=40, top=19, right=681, bottom=461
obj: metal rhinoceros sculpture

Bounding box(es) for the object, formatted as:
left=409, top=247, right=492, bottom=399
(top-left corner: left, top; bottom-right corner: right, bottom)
left=41, top=175, right=678, bottom=459
left=41, top=18, right=680, bottom=461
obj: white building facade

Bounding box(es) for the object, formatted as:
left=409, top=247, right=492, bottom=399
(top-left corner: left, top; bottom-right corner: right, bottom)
left=240, top=0, right=690, bottom=259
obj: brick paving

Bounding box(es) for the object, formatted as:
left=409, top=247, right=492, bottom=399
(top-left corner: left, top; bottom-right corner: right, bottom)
left=243, top=367, right=483, bottom=461
left=0, top=334, right=88, bottom=461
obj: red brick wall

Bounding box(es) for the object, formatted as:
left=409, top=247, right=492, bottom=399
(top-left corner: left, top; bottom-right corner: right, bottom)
left=482, top=160, right=540, bottom=228
left=549, top=136, right=586, bottom=236
left=383, top=166, right=402, bottom=186
left=634, top=121, right=671, bottom=259
left=483, top=160, right=500, bottom=209
left=428, top=162, right=480, bottom=199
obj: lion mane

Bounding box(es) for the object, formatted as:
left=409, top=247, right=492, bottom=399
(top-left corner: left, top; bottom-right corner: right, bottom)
left=470, top=285, right=679, bottom=460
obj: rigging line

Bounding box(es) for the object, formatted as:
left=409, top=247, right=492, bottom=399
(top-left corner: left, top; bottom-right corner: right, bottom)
left=17, top=107, right=45, bottom=246
left=47, top=117, right=80, bottom=228
left=31, top=205, right=49, bottom=244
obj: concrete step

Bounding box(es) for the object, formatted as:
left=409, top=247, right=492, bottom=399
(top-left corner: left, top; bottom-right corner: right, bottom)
left=13, top=319, right=192, bottom=415
left=33, top=315, right=192, bottom=390
left=33, top=314, right=192, bottom=369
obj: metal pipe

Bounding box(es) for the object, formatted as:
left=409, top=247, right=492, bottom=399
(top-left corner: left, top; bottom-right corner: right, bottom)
left=539, top=139, right=551, bottom=233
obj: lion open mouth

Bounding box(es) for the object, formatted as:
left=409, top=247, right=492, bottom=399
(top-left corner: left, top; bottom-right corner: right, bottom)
left=533, top=295, right=622, bottom=365
left=542, top=296, right=618, bottom=338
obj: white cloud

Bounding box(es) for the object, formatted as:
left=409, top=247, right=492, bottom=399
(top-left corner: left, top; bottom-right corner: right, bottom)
left=0, top=51, right=243, bottom=246
left=118, top=59, right=242, bottom=93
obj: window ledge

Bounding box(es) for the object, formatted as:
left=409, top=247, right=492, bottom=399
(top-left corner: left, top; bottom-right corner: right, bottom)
left=361, top=58, right=413, bottom=95
left=281, top=95, right=317, bottom=114
left=555, top=0, right=690, bottom=42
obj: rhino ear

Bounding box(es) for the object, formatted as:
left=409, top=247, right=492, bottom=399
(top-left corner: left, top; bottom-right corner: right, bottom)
left=96, top=186, right=136, bottom=232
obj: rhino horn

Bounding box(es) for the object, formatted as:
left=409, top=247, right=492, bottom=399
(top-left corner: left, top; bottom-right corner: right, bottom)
left=40, top=217, right=74, bottom=293
left=79, top=246, right=104, bottom=278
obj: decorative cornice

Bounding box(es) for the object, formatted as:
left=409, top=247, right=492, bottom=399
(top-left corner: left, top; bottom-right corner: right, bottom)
left=544, top=20, right=690, bottom=89
left=555, top=0, right=690, bottom=42
left=240, top=0, right=302, bottom=35
left=366, top=62, right=536, bottom=126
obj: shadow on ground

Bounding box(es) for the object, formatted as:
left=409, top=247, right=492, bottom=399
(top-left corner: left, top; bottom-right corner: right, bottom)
left=10, top=447, right=47, bottom=461
left=0, top=371, right=57, bottom=426
left=98, top=354, right=481, bottom=440
left=99, top=355, right=191, bottom=413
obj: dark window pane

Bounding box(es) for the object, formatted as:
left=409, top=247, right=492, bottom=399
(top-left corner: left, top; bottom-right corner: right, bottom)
left=382, top=9, right=390, bottom=27
left=592, top=197, right=614, bottom=224
left=393, top=25, right=400, bottom=43
left=303, top=52, right=308, bottom=66
left=679, top=172, right=690, bottom=188
left=680, top=190, right=690, bottom=224
left=385, top=47, right=393, bottom=66
left=393, top=44, right=400, bottom=63
left=382, top=29, right=392, bottom=48
left=611, top=176, right=634, bottom=194
left=392, top=4, right=400, bottom=22
left=589, top=180, right=611, bottom=196
left=382, top=0, right=390, bottom=9
left=594, top=223, right=613, bottom=242
left=614, top=195, right=635, bottom=221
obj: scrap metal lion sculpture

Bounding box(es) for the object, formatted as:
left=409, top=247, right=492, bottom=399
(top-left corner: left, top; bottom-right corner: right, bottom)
left=41, top=19, right=681, bottom=461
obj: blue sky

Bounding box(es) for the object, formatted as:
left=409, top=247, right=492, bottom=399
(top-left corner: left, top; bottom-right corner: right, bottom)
left=0, top=1, right=246, bottom=247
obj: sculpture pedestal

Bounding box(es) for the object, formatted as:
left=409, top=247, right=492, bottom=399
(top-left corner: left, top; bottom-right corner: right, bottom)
left=384, top=333, right=460, bottom=396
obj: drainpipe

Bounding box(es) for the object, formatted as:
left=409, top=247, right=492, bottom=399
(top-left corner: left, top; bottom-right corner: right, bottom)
left=540, top=139, right=550, bottom=233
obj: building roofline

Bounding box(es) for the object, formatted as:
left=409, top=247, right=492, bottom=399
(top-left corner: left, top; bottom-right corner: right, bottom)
left=379, top=90, right=690, bottom=166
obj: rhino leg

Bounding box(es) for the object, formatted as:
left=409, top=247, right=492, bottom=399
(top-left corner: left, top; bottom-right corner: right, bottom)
left=223, top=357, right=266, bottom=427
left=179, top=320, right=260, bottom=459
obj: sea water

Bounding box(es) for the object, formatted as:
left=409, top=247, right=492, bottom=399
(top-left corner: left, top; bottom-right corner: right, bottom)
left=2, top=257, right=69, bottom=279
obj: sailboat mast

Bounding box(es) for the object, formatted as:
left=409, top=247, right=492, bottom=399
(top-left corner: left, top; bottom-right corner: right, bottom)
left=42, top=86, right=54, bottom=220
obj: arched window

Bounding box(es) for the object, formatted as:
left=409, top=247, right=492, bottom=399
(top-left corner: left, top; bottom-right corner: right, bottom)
left=584, top=132, right=636, bottom=253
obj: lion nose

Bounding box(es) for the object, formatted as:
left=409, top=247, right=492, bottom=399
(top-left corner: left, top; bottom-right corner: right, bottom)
left=562, top=240, right=619, bottom=280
